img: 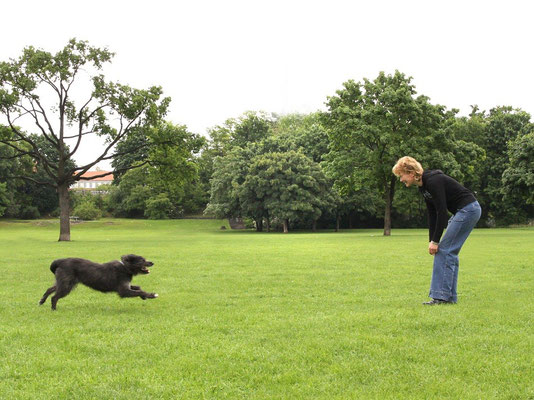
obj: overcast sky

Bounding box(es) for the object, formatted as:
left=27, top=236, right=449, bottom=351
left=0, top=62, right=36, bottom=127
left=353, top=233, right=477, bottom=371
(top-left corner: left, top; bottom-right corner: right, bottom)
left=2, top=0, right=533, bottom=168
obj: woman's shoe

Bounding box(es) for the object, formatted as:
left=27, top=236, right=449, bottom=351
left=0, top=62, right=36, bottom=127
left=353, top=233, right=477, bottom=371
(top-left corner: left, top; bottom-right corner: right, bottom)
left=423, top=298, right=452, bottom=305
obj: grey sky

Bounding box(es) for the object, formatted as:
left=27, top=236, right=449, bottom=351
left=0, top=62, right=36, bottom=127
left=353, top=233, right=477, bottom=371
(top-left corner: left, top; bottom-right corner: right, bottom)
left=2, top=0, right=533, bottom=168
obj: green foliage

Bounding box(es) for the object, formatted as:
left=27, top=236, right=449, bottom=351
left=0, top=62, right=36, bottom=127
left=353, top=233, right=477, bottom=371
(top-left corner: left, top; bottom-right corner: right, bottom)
left=73, top=201, right=102, bottom=221
left=109, top=122, right=207, bottom=217
left=228, top=111, right=273, bottom=149
left=0, top=136, right=60, bottom=217
left=265, top=112, right=329, bottom=163
left=0, top=182, right=8, bottom=216
left=503, top=132, right=534, bottom=205
left=107, top=168, right=148, bottom=218
left=70, top=189, right=109, bottom=220
left=205, top=147, right=253, bottom=219
left=145, top=193, right=172, bottom=219
left=110, top=126, right=150, bottom=181
left=124, top=185, right=151, bottom=217
left=205, top=112, right=337, bottom=230
left=206, top=111, right=274, bottom=156
left=241, top=151, right=333, bottom=228
left=479, top=107, right=533, bottom=224
left=146, top=122, right=204, bottom=194
left=18, top=206, right=40, bottom=219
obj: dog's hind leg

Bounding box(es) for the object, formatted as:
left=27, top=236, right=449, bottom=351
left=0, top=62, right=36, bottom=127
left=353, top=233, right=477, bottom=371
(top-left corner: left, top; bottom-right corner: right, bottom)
left=39, top=285, right=57, bottom=305
left=50, top=276, right=77, bottom=310
left=50, top=286, right=72, bottom=310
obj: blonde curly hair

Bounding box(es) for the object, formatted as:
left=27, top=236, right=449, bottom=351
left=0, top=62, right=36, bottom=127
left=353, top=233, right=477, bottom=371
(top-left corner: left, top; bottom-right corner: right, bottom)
left=392, top=156, right=424, bottom=178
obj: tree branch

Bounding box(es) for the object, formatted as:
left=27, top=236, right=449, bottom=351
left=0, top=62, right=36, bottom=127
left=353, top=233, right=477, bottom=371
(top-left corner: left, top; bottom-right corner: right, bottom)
left=5, top=116, right=58, bottom=178
left=3, top=174, right=56, bottom=187
left=34, top=71, right=60, bottom=96
left=72, top=107, right=146, bottom=170
left=20, top=100, right=58, bottom=146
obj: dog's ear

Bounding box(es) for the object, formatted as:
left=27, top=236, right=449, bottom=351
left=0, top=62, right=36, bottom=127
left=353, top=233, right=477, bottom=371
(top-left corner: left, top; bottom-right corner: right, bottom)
left=121, top=254, right=139, bottom=264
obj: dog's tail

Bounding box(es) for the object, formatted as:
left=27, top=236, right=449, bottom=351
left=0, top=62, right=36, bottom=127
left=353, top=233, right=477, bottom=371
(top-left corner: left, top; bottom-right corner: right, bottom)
left=50, top=260, right=60, bottom=274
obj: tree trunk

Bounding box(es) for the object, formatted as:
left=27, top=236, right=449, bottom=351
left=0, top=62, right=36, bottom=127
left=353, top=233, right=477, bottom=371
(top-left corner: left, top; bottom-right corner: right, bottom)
left=58, top=183, right=71, bottom=241
left=265, top=218, right=271, bottom=233
left=255, top=218, right=263, bottom=232
left=335, top=216, right=340, bottom=232
left=283, top=219, right=289, bottom=233
left=383, top=177, right=395, bottom=236
left=312, top=220, right=317, bottom=232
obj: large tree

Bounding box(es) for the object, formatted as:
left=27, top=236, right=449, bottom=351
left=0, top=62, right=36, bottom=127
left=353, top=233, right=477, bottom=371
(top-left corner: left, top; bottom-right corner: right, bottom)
left=323, top=71, right=445, bottom=235
left=241, top=151, right=333, bottom=233
left=203, top=112, right=274, bottom=222
left=0, top=39, right=170, bottom=240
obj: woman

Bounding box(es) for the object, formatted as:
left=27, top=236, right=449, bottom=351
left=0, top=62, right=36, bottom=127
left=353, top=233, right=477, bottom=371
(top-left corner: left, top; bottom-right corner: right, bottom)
left=392, top=156, right=481, bottom=305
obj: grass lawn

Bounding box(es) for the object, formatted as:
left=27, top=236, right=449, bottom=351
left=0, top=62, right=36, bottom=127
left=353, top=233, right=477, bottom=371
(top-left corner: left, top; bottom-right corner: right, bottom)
left=0, top=219, right=532, bottom=399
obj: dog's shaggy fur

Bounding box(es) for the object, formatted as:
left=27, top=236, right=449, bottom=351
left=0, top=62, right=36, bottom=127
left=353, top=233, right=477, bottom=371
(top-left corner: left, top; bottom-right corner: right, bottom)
left=39, top=254, right=158, bottom=310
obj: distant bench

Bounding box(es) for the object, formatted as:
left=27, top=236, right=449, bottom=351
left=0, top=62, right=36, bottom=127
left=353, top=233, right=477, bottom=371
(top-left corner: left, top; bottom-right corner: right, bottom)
left=70, top=216, right=80, bottom=222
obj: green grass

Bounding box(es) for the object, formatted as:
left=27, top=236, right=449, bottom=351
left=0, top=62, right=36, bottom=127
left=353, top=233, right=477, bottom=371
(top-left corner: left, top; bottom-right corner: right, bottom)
left=0, top=219, right=532, bottom=399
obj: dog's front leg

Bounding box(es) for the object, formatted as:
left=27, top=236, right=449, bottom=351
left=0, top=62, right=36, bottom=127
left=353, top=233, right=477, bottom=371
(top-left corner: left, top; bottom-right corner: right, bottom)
left=129, top=285, right=150, bottom=299
left=118, top=286, right=158, bottom=300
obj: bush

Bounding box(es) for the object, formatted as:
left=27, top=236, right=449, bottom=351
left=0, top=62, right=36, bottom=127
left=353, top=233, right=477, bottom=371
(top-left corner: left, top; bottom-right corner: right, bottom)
left=145, top=193, right=172, bottom=220
left=19, top=206, right=40, bottom=220
left=73, top=202, right=102, bottom=221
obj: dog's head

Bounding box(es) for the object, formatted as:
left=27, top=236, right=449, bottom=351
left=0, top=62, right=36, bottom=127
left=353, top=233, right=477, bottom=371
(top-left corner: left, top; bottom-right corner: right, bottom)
left=121, top=254, right=154, bottom=275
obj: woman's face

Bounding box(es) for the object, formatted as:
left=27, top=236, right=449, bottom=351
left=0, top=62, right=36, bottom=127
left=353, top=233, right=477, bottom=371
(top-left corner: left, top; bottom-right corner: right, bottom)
left=399, top=171, right=418, bottom=187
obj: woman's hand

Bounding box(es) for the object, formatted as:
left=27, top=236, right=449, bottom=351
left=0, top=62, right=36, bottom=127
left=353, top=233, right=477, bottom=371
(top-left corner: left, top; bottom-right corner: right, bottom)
left=428, top=241, right=439, bottom=255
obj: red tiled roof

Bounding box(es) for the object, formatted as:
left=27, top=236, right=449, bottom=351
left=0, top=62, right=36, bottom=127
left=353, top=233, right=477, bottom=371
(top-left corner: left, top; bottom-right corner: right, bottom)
left=79, top=171, right=114, bottom=181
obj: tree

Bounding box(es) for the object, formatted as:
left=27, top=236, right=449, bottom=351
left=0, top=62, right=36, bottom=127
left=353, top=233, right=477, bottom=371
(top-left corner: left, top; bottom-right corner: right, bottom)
left=323, top=71, right=445, bottom=235
left=0, top=134, right=34, bottom=217
left=206, top=112, right=340, bottom=232
left=205, top=146, right=254, bottom=219
left=204, top=112, right=274, bottom=222
left=242, top=151, right=333, bottom=233
left=0, top=39, right=170, bottom=240
left=110, top=122, right=207, bottom=217
left=478, top=107, right=532, bottom=224
left=441, top=108, right=487, bottom=194
left=502, top=132, right=534, bottom=206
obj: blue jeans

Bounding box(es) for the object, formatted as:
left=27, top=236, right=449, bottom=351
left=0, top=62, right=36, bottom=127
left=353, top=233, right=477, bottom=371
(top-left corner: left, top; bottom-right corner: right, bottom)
left=429, top=201, right=481, bottom=302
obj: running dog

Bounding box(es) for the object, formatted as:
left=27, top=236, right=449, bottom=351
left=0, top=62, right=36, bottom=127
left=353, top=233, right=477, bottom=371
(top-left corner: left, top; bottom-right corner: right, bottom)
left=39, top=254, right=158, bottom=310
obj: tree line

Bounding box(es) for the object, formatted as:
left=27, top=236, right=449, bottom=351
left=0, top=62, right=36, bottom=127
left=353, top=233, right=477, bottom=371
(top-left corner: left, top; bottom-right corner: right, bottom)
left=1, top=40, right=533, bottom=239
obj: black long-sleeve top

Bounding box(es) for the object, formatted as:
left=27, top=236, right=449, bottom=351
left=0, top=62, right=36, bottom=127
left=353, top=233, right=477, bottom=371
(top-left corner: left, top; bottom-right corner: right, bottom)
left=419, top=170, right=477, bottom=243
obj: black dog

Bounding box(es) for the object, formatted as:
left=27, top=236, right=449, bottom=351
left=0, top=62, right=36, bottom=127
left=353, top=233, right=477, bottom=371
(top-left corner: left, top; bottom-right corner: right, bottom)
left=39, top=254, right=158, bottom=310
